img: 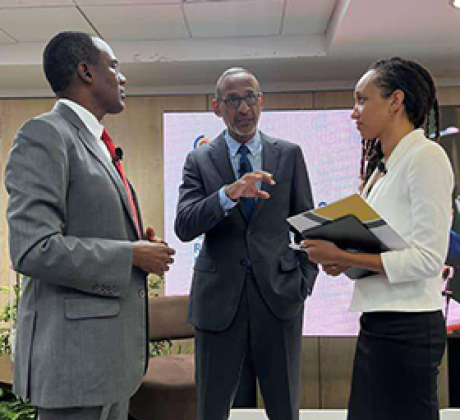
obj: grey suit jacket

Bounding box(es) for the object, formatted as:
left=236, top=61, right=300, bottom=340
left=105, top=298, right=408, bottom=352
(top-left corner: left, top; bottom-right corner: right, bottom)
left=175, top=132, right=318, bottom=331
left=5, top=102, right=148, bottom=408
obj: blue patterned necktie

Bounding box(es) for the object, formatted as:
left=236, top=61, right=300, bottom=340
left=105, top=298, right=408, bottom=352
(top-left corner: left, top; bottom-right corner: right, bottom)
left=238, top=144, right=255, bottom=218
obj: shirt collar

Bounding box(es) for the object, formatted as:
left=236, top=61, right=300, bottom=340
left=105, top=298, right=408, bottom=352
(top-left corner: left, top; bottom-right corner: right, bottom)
left=224, top=130, right=262, bottom=158
left=57, top=99, right=104, bottom=141
left=385, top=128, right=426, bottom=172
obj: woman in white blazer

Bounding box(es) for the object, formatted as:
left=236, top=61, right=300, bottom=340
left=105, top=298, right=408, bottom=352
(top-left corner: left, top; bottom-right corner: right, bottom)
left=302, top=57, right=454, bottom=420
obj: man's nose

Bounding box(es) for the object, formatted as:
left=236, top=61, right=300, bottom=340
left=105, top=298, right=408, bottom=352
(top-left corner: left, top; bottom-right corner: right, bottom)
left=350, top=106, right=359, bottom=120
left=237, top=99, right=250, bottom=113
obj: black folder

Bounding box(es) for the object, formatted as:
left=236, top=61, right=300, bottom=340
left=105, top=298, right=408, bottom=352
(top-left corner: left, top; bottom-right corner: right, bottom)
left=300, top=214, right=388, bottom=279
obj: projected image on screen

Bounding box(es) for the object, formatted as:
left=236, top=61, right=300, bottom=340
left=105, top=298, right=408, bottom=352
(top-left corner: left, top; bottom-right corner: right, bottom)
left=164, top=109, right=363, bottom=336
left=164, top=110, right=460, bottom=336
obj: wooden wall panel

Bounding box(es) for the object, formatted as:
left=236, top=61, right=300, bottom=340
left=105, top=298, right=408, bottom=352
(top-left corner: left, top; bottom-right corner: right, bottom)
left=439, top=351, right=449, bottom=408
left=206, top=92, right=314, bottom=111
left=314, top=87, right=460, bottom=109
left=257, top=337, right=320, bottom=409
left=439, top=87, right=460, bottom=107
left=263, top=93, right=313, bottom=110
left=300, top=337, right=321, bottom=408
left=0, top=99, right=55, bottom=308
left=104, top=95, right=206, bottom=238
left=314, top=91, right=354, bottom=110
left=319, top=337, right=355, bottom=408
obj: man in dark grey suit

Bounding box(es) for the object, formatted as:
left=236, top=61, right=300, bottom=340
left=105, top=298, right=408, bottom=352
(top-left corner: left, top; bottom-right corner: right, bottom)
left=175, top=68, right=318, bottom=420
left=5, top=32, right=175, bottom=420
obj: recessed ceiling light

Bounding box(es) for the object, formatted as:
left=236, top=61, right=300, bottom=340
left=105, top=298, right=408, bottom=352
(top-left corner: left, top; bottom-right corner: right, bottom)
left=449, top=0, right=460, bottom=9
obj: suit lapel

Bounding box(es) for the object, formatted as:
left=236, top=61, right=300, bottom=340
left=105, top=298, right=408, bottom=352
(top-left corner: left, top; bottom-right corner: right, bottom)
left=55, top=103, right=140, bottom=238
left=250, top=133, right=280, bottom=222
left=209, top=134, right=236, bottom=186
left=130, top=180, right=144, bottom=238
left=209, top=133, right=252, bottom=221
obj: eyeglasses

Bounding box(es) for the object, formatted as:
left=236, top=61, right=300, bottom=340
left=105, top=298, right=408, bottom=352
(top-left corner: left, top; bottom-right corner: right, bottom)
left=221, top=92, right=261, bottom=109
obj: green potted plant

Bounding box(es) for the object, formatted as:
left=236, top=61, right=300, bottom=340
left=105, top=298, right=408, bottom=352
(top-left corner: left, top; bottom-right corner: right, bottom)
left=0, top=272, right=35, bottom=419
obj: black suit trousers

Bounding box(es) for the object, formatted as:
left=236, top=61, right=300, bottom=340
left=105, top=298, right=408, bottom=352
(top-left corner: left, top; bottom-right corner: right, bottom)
left=194, top=268, right=304, bottom=420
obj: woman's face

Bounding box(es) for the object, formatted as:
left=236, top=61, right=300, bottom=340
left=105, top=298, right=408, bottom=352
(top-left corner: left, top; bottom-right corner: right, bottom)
left=351, top=70, right=393, bottom=140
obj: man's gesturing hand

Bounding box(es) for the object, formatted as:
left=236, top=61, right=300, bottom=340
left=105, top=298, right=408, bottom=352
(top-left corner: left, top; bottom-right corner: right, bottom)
left=224, top=170, right=275, bottom=201
left=133, top=241, right=175, bottom=276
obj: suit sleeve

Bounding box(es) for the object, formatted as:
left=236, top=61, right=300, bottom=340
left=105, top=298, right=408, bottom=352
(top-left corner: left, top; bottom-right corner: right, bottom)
left=5, top=118, right=134, bottom=297
left=381, top=145, right=453, bottom=283
left=290, top=145, right=319, bottom=294
left=175, top=150, right=227, bottom=242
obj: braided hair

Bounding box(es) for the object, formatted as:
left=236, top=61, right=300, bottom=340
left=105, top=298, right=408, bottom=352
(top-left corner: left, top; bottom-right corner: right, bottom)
left=359, top=57, right=440, bottom=184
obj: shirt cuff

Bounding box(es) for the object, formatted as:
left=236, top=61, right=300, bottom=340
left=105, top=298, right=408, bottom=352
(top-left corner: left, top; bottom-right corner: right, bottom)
left=219, top=186, right=238, bottom=214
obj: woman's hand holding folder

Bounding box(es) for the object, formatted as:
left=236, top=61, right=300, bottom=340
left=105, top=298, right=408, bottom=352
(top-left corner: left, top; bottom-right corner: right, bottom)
left=301, top=238, right=384, bottom=278
left=322, top=263, right=350, bottom=277
left=300, top=239, right=349, bottom=276
left=301, top=239, right=344, bottom=264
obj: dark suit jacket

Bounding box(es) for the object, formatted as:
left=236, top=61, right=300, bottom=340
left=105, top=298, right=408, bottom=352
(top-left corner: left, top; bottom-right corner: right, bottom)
left=175, top=132, right=318, bottom=331
left=5, top=102, right=148, bottom=408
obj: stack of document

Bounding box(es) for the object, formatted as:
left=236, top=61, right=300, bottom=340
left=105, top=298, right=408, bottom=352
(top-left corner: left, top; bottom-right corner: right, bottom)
left=287, top=194, right=407, bottom=279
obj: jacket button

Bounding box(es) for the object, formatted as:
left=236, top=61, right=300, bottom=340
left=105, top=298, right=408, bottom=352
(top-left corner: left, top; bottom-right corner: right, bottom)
left=240, top=259, right=247, bottom=267
left=139, top=289, right=146, bottom=298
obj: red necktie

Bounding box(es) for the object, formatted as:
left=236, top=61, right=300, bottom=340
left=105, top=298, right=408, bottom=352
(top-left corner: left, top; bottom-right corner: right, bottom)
left=101, top=129, right=141, bottom=238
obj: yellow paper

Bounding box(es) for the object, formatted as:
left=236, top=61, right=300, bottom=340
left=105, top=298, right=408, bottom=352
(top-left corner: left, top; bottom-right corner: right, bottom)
left=312, top=194, right=381, bottom=223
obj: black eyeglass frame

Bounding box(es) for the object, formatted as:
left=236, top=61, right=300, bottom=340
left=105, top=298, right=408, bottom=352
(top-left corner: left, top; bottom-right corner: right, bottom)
left=219, top=92, right=261, bottom=109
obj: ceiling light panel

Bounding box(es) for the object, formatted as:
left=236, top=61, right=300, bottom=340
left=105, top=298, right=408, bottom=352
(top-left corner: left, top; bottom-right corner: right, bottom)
left=0, top=7, right=94, bottom=42
left=81, top=4, right=189, bottom=41
left=0, top=0, right=73, bottom=6
left=283, top=0, right=337, bottom=35
left=184, top=0, right=284, bottom=38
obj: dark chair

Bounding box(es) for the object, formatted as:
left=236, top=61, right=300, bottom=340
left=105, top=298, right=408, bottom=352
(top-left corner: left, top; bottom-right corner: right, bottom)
left=129, top=295, right=196, bottom=420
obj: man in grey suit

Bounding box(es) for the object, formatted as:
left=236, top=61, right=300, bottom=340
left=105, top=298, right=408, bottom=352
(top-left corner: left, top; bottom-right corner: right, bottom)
left=4, top=32, right=175, bottom=420
left=175, top=68, right=318, bottom=420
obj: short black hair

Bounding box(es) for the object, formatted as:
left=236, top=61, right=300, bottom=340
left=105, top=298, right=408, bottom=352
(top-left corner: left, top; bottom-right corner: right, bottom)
left=43, top=31, right=100, bottom=94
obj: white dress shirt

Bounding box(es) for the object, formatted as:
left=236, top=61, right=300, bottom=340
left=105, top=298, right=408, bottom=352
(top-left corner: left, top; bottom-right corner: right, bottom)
left=57, top=99, right=111, bottom=162
left=350, top=129, right=454, bottom=313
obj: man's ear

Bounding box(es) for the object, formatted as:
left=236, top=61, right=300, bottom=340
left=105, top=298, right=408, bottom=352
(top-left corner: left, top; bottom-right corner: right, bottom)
left=77, top=62, right=93, bottom=84
left=259, top=92, right=264, bottom=108
left=211, top=98, right=221, bottom=117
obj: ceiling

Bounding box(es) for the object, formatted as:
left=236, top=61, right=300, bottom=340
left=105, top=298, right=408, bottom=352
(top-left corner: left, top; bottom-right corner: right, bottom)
left=0, top=0, right=459, bottom=97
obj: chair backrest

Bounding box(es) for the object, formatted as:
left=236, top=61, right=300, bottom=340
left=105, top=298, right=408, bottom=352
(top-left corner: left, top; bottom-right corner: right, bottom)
left=148, top=295, right=194, bottom=341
